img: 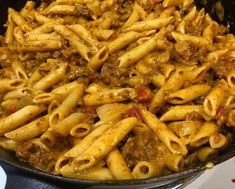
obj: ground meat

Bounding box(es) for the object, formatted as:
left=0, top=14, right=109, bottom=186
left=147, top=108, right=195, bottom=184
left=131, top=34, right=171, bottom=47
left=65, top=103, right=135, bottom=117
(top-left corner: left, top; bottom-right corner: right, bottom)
left=212, top=60, right=235, bottom=78
left=16, top=142, right=58, bottom=172
left=16, top=138, right=71, bottom=173
left=99, top=54, right=131, bottom=87
left=121, top=131, right=165, bottom=170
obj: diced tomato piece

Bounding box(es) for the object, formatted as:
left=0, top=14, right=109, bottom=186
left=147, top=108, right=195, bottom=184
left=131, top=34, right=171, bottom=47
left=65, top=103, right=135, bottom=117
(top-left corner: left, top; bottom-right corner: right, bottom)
left=81, top=106, right=96, bottom=116
left=216, top=107, right=225, bottom=118
left=122, top=107, right=143, bottom=122
left=136, top=86, right=153, bottom=103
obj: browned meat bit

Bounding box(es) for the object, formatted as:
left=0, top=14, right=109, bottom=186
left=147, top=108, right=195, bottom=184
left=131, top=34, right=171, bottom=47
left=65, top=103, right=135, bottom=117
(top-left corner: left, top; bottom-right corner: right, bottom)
left=99, top=54, right=131, bottom=87
left=121, top=131, right=166, bottom=170
left=173, top=41, right=208, bottom=65
left=212, top=60, right=235, bottom=78
left=16, top=141, right=58, bottom=172
left=16, top=138, right=72, bottom=173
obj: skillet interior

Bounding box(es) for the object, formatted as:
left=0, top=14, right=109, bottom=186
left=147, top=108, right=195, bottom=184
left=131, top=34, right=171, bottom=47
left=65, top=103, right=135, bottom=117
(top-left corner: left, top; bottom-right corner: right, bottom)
left=0, top=0, right=235, bottom=187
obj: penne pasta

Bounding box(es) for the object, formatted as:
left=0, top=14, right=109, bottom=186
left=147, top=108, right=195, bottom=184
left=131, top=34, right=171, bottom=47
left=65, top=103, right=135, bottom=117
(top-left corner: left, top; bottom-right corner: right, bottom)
left=123, top=17, right=173, bottom=32
left=141, top=109, right=187, bottom=155
left=33, top=63, right=67, bottom=91
left=0, top=105, right=45, bottom=135
left=5, top=115, right=49, bottom=141
left=83, top=88, right=136, bottom=106
left=49, top=84, right=84, bottom=125
left=72, top=117, right=137, bottom=171
left=106, top=148, right=133, bottom=180
left=165, top=84, right=211, bottom=104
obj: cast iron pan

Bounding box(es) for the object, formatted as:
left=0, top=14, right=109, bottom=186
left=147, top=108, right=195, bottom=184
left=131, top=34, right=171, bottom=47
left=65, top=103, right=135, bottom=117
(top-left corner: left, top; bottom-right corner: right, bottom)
left=0, top=0, right=235, bottom=188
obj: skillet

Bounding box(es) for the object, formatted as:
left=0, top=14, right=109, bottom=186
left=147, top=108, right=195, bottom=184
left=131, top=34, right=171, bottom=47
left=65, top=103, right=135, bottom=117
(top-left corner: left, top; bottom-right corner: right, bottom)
left=0, top=0, right=235, bottom=188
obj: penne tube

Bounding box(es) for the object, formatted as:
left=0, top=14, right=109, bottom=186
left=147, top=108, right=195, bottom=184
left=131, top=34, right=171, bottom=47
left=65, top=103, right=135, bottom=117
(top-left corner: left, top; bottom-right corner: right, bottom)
left=171, top=31, right=209, bottom=48
left=5, top=115, right=49, bottom=141
left=165, top=84, right=211, bottom=104
left=3, top=87, right=39, bottom=101
left=68, top=24, right=99, bottom=50
left=44, top=5, right=76, bottom=15
left=152, top=73, right=166, bottom=88
left=27, top=21, right=63, bottom=34
left=40, top=130, right=58, bottom=147
left=118, top=30, right=166, bottom=68
left=160, top=105, right=211, bottom=122
left=0, top=137, right=20, bottom=151
left=141, top=109, right=187, bottom=155
left=168, top=120, right=201, bottom=138
left=14, top=27, right=25, bottom=45
left=65, top=124, right=112, bottom=158
left=95, top=103, right=132, bottom=127
left=106, top=148, right=133, bottom=180
left=0, top=105, right=45, bottom=135
left=0, top=79, right=25, bottom=93
left=26, top=32, right=61, bottom=41
left=87, top=46, right=109, bottom=70
left=162, top=63, right=175, bottom=79
left=159, top=7, right=176, bottom=18
left=34, top=11, right=52, bottom=24
left=60, top=165, right=114, bottom=180
left=227, top=70, right=235, bottom=89
left=48, top=100, right=60, bottom=114
left=49, top=84, right=84, bottom=125
left=52, top=113, right=86, bottom=136
left=184, top=6, right=197, bottom=21
left=123, top=17, right=173, bottom=32
left=11, top=40, right=62, bottom=52
left=54, top=25, right=90, bottom=61
left=132, top=161, right=163, bottom=179
left=183, top=62, right=212, bottom=84
left=149, top=70, right=185, bottom=113
left=227, top=109, right=235, bottom=127
left=33, top=63, right=67, bottom=91
left=33, top=93, right=64, bottom=104
left=28, top=69, right=42, bottom=84
left=203, top=80, right=229, bottom=117
left=85, top=83, right=108, bottom=94
left=11, top=59, right=28, bottom=80
left=83, top=88, right=136, bottom=106
left=209, top=133, right=228, bottom=149
left=55, top=0, right=85, bottom=4
left=55, top=154, right=72, bottom=174
left=190, top=121, right=219, bottom=147
left=122, top=3, right=140, bottom=28
left=70, top=123, right=92, bottom=138
left=8, top=8, right=31, bottom=32
left=51, top=81, right=80, bottom=97
left=163, top=154, right=184, bottom=172
left=183, top=0, right=194, bottom=9
left=197, top=147, right=218, bottom=162
left=108, top=31, right=142, bottom=54
left=163, top=0, right=183, bottom=8
left=92, top=29, right=114, bottom=40
left=203, top=24, right=214, bottom=44
left=5, top=14, right=15, bottom=44
left=72, top=117, right=137, bottom=171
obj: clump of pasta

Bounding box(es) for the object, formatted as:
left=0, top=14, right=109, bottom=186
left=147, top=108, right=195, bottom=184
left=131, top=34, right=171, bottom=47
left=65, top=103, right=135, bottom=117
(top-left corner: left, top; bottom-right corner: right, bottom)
left=0, top=0, right=234, bottom=181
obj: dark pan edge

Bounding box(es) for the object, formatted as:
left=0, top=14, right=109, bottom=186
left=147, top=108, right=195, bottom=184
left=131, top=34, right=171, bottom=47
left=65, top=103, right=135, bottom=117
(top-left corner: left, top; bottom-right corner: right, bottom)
left=0, top=144, right=235, bottom=186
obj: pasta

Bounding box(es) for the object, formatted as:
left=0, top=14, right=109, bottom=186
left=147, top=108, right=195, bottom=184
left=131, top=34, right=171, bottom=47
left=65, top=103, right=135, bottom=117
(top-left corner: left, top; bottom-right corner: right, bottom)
left=0, top=0, right=234, bottom=181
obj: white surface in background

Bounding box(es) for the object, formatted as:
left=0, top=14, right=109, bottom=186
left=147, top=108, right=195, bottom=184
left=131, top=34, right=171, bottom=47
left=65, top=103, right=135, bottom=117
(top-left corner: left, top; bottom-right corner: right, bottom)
left=0, top=166, right=7, bottom=189
left=185, top=157, right=235, bottom=189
